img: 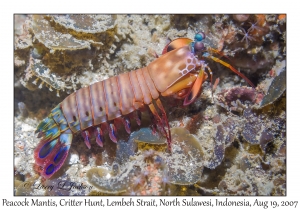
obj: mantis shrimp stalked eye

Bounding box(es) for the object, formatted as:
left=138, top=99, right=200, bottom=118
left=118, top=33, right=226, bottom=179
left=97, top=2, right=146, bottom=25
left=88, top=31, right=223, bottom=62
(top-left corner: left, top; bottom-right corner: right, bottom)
left=34, top=32, right=254, bottom=179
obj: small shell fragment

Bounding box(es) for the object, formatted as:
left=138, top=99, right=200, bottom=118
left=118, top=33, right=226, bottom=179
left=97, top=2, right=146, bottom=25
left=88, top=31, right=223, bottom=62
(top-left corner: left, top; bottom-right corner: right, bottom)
left=260, top=61, right=286, bottom=108
left=130, top=128, right=166, bottom=144
left=86, top=167, right=134, bottom=194
left=166, top=127, right=204, bottom=185
left=206, top=125, right=225, bottom=169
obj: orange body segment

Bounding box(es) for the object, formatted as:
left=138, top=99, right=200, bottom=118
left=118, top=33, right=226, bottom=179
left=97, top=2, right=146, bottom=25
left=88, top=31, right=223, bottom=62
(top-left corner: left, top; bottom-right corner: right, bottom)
left=136, top=68, right=153, bottom=105
left=148, top=46, right=198, bottom=93
left=162, top=37, right=193, bottom=54
left=161, top=73, right=197, bottom=96
left=183, top=68, right=206, bottom=106
left=89, top=81, right=107, bottom=125
left=129, top=70, right=144, bottom=109
left=118, top=72, right=135, bottom=115
left=61, top=93, right=80, bottom=133
left=104, top=76, right=122, bottom=120
left=142, top=67, right=160, bottom=100
left=76, top=86, right=93, bottom=130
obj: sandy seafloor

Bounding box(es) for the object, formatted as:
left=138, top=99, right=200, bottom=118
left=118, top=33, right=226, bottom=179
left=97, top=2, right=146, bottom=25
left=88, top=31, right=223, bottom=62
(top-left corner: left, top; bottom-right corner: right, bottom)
left=14, top=14, right=286, bottom=196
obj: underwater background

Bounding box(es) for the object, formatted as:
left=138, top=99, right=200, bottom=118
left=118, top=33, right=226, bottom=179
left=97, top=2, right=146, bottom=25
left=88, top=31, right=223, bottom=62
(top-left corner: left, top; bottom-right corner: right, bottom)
left=14, top=14, right=286, bottom=196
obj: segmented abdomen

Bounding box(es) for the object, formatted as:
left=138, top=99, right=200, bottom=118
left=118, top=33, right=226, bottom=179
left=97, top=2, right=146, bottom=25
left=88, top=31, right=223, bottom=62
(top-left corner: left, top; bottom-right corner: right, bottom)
left=34, top=46, right=194, bottom=178
left=34, top=66, right=163, bottom=177
left=61, top=67, right=159, bottom=133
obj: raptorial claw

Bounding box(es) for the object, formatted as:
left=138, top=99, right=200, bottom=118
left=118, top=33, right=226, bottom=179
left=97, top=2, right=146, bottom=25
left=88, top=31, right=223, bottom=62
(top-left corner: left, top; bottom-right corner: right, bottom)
left=162, top=37, right=193, bottom=54
left=183, top=67, right=206, bottom=106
